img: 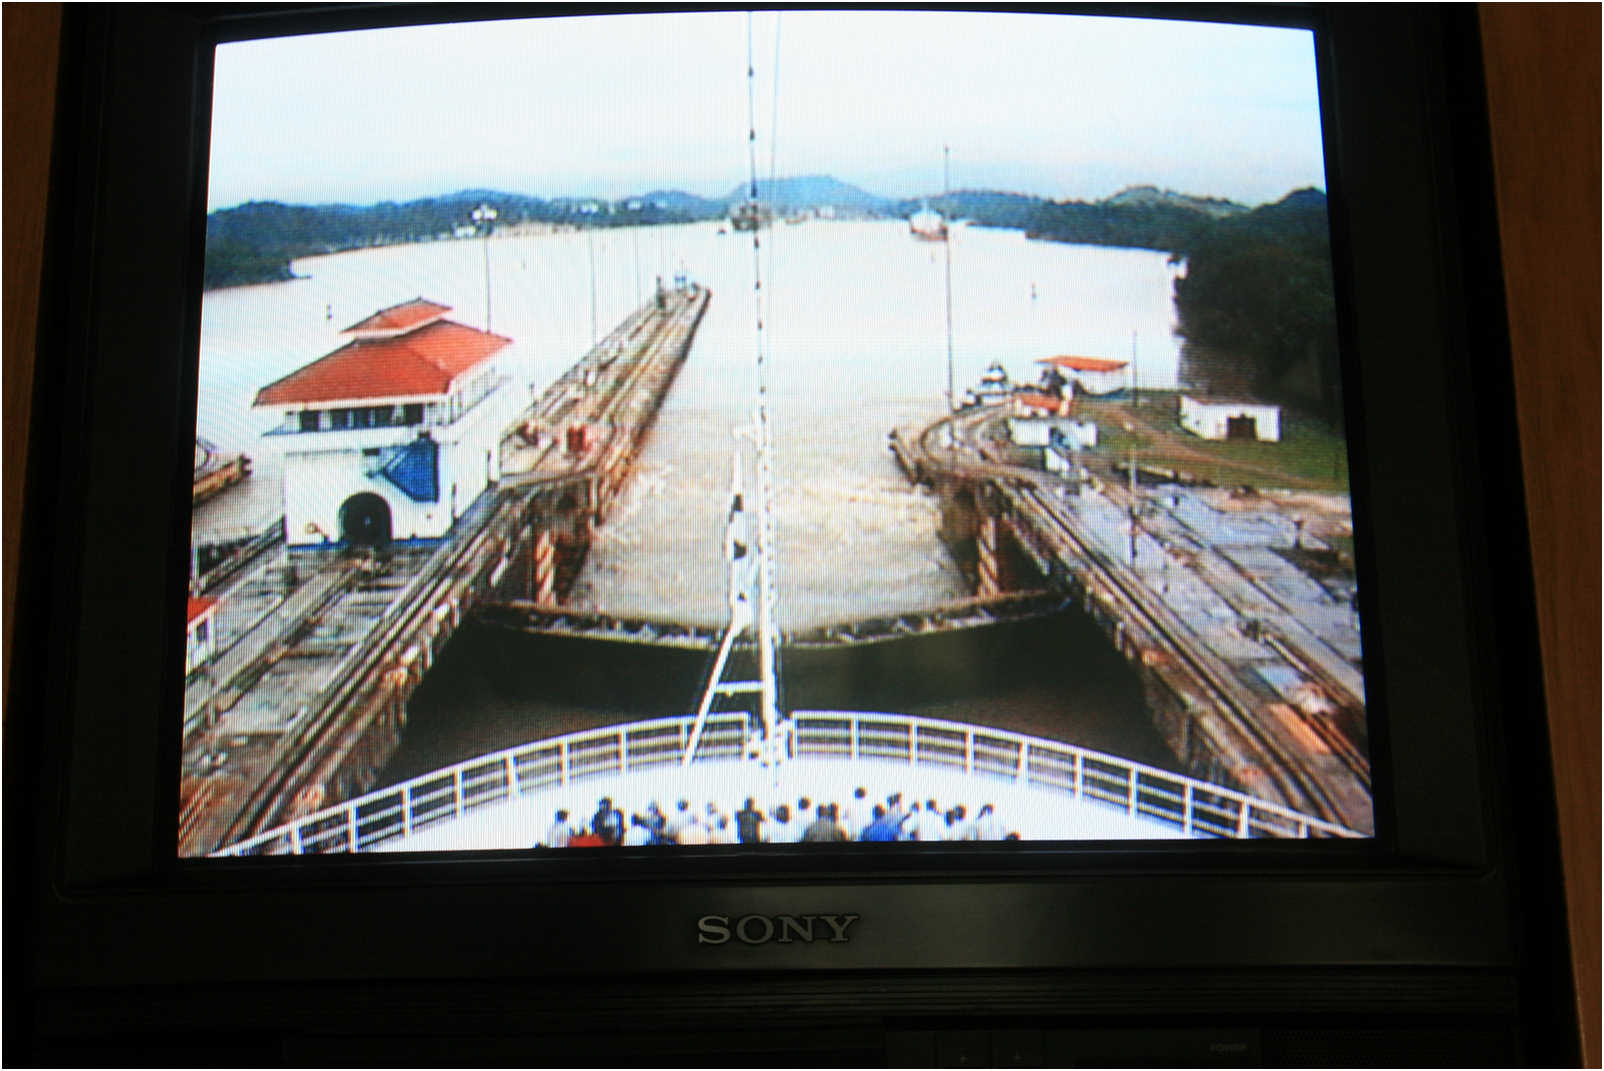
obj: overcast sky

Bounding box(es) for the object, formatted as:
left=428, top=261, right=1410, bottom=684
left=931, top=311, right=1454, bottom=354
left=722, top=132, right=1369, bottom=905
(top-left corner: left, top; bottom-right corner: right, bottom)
left=207, top=10, right=1326, bottom=211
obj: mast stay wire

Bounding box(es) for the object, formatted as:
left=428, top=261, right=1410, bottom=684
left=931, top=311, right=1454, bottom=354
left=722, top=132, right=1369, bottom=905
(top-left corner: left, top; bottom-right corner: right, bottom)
left=763, top=12, right=783, bottom=714
left=748, top=12, right=783, bottom=758
left=689, top=13, right=784, bottom=766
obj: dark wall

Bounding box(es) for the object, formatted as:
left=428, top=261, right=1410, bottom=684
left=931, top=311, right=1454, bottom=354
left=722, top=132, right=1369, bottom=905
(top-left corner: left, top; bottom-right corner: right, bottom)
left=1477, top=5, right=1600, bottom=1062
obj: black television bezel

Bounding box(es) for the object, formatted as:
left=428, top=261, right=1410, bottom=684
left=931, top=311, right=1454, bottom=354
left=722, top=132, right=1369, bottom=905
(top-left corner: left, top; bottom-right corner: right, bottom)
left=11, top=1, right=1570, bottom=1038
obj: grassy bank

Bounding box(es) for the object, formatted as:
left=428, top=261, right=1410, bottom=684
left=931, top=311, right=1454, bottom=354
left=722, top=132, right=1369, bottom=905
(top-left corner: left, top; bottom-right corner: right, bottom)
left=1075, top=391, right=1350, bottom=494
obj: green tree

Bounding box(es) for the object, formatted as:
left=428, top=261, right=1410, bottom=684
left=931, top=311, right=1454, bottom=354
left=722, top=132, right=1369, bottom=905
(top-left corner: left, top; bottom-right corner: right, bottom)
left=1171, top=190, right=1341, bottom=423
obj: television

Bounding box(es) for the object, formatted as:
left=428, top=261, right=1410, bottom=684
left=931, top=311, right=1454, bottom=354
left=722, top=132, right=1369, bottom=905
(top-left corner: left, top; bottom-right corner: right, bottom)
left=10, top=3, right=1582, bottom=1065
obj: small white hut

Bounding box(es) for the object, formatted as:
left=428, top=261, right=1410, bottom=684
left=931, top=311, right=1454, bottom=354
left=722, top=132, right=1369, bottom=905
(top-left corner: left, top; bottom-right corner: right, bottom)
left=1178, top=395, right=1282, bottom=442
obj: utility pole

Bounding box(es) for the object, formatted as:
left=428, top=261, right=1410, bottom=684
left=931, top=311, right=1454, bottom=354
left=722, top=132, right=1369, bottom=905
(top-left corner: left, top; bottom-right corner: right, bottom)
left=1131, top=330, right=1139, bottom=409
left=471, top=203, right=497, bottom=333
left=1125, top=421, right=1139, bottom=567
left=943, top=144, right=954, bottom=420
left=587, top=229, right=598, bottom=347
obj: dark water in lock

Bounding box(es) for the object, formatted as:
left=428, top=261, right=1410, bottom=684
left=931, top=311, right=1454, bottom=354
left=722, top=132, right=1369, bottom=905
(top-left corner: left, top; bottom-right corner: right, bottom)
left=376, top=607, right=1182, bottom=788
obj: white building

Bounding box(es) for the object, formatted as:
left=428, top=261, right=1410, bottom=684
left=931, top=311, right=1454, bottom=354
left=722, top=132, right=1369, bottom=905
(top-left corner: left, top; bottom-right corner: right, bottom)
left=1008, top=415, right=1098, bottom=450
left=253, top=298, right=517, bottom=547
left=1036, top=354, right=1130, bottom=396
left=1178, top=394, right=1282, bottom=442
left=185, top=596, right=218, bottom=675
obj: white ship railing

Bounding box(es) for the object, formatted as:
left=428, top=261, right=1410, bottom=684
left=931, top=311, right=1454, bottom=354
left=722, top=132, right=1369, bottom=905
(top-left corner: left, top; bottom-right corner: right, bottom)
left=213, top=710, right=1360, bottom=856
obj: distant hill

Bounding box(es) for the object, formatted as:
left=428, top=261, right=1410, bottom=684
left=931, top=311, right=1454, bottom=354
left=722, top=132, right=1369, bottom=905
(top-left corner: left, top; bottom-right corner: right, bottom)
left=203, top=177, right=1317, bottom=297
left=1103, top=185, right=1246, bottom=218
left=1171, top=188, right=1340, bottom=423
left=204, top=187, right=723, bottom=289
left=635, top=189, right=727, bottom=216
left=1021, top=189, right=1235, bottom=252
left=891, top=189, right=1046, bottom=230
left=723, top=175, right=891, bottom=213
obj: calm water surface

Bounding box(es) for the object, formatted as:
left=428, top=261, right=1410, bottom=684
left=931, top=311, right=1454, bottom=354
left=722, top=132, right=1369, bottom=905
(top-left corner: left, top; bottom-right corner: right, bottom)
left=196, top=221, right=1184, bottom=772
left=196, top=220, right=1180, bottom=627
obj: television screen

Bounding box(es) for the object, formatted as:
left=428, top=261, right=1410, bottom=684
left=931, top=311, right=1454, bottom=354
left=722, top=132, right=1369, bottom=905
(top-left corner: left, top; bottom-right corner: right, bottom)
left=182, top=9, right=1372, bottom=857
left=19, top=5, right=1586, bottom=1063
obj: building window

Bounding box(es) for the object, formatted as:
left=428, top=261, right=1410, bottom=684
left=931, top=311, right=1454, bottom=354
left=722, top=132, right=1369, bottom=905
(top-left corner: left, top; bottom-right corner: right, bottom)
left=299, top=410, right=320, bottom=432
left=403, top=404, right=423, bottom=425
left=330, top=408, right=351, bottom=430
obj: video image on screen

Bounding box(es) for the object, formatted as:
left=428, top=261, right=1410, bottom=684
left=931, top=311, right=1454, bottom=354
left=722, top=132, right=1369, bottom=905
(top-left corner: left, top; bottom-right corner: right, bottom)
left=181, top=10, right=1371, bottom=858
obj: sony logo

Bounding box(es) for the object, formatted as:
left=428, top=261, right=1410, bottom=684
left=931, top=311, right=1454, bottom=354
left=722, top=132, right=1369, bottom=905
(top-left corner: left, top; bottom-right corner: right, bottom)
left=696, top=913, right=860, bottom=946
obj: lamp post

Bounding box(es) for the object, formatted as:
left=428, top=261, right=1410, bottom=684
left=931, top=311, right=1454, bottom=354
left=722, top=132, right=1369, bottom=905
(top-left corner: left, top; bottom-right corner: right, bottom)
left=587, top=229, right=599, bottom=347
left=471, top=203, right=497, bottom=333
left=943, top=144, right=954, bottom=419
left=1131, top=330, right=1139, bottom=409
left=1123, top=421, right=1139, bottom=567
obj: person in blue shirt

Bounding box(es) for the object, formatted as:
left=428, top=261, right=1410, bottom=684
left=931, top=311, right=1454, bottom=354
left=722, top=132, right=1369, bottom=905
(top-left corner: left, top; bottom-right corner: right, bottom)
left=859, top=804, right=905, bottom=843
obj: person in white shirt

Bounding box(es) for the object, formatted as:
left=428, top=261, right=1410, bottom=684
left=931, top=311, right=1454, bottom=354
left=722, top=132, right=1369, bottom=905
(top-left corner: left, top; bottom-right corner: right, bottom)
left=621, top=814, right=654, bottom=846
left=974, top=803, right=1007, bottom=841
left=541, top=808, right=572, bottom=848
left=768, top=803, right=797, bottom=843
left=918, top=799, right=946, bottom=842
left=676, top=817, right=712, bottom=846
left=664, top=799, right=693, bottom=840
left=842, top=787, right=871, bottom=840
left=899, top=801, right=925, bottom=840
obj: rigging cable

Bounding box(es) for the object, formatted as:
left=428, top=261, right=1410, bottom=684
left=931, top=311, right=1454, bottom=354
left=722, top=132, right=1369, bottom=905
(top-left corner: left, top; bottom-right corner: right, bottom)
left=747, top=11, right=784, bottom=754
left=764, top=12, right=783, bottom=717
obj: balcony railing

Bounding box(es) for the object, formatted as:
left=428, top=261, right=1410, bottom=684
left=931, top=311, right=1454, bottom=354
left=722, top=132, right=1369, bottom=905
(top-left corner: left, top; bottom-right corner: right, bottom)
left=213, top=710, right=1360, bottom=856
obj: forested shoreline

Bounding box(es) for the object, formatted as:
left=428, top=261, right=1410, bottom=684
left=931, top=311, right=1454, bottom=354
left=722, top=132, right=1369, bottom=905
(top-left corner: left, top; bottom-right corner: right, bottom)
left=205, top=182, right=1338, bottom=423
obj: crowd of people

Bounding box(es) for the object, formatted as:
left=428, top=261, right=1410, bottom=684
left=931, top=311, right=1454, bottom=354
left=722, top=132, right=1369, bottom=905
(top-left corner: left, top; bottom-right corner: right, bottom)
left=536, top=788, right=1019, bottom=848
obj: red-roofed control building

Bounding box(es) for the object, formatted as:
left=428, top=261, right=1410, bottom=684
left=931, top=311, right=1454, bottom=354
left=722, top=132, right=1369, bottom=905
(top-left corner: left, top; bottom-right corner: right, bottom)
left=186, top=596, right=219, bottom=675
left=253, top=298, right=517, bottom=546
left=1036, top=354, right=1131, bottom=396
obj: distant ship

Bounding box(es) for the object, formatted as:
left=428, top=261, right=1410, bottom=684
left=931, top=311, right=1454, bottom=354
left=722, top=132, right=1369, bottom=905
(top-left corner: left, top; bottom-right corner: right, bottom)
left=193, top=437, right=250, bottom=505
left=730, top=200, right=772, bottom=232
left=909, top=203, right=948, bottom=242
left=962, top=361, right=1013, bottom=408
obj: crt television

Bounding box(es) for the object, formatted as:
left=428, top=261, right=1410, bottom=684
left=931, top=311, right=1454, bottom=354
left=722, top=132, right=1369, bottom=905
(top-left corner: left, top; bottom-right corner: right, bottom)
left=10, top=3, right=1581, bottom=1065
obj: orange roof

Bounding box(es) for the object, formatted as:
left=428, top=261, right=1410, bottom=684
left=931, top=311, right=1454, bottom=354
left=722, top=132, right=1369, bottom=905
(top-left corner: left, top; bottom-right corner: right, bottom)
left=187, top=596, right=218, bottom=624
left=340, top=298, right=452, bottom=335
left=1037, top=355, right=1129, bottom=373
left=253, top=320, right=511, bottom=407
left=1016, top=392, right=1066, bottom=412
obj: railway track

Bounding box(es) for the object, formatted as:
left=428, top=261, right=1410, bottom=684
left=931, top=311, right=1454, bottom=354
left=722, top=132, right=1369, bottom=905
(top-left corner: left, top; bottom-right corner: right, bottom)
left=903, top=410, right=1372, bottom=831
left=1008, top=482, right=1360, bottom=824
left=218, top=290, right=711, bottom=845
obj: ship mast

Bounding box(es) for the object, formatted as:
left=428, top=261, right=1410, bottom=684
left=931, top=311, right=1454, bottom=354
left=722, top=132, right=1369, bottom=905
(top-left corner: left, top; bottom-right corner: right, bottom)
left=686, top=13, right=786, bottom=769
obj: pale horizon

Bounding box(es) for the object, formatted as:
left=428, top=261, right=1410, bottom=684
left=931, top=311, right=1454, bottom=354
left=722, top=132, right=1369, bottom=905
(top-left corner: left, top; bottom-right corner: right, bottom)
left=208, top=10, right=1327, bottom=212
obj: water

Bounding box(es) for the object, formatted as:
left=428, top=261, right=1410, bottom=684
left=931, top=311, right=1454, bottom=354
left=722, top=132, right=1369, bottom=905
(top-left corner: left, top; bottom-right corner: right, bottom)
left=380, top=613, right=1183, bottom=788
left=198, top=220, right=1180, bottom=627
left=196, top=221, right=1184, bottom=772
